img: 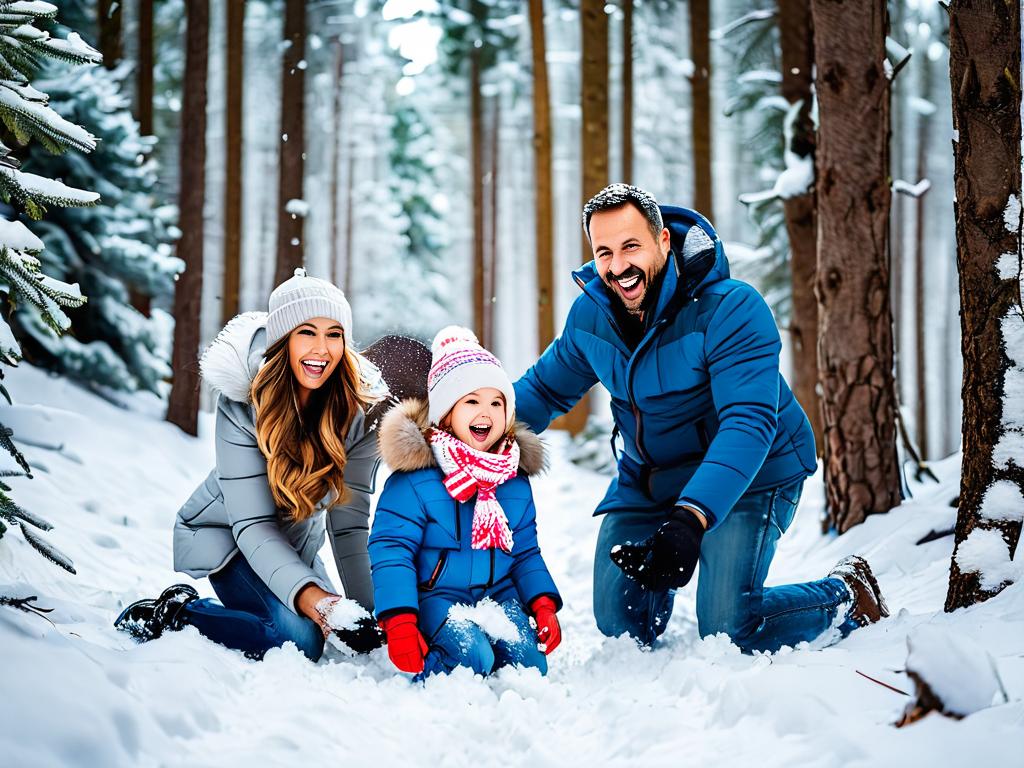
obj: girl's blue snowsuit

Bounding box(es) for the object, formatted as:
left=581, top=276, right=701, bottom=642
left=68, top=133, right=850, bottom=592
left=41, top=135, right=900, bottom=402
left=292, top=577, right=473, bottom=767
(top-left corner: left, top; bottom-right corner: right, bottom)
left=369, top=399, right=561, bottom=677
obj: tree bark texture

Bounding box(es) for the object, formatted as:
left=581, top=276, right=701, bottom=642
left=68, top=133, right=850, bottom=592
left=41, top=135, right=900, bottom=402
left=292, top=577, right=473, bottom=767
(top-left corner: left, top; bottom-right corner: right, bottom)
left=167, top=0, right=209, bottom=436
left=137, top=0, right=154, bottom=136
left=689, top=0, right=713, bottom=220
left=779, top=0, right=822, bottom=457
left=471, top=46, right=485, bottom=344
left=330, top=39, right=344, bottom=288
left=485, top=93, right=500, bottom=350
left=222, top=0, right=244, bottom=325
left=560, top=0, right=610, bottom=435
left=98, top=0, right=123, bottom=68
left=946, top=0, right=1023, bottom=611
left=812, top=0, right=901, bottom=532
left=274, top=0, right=306, bottom=287
left=529, top=0, right=555, bottom=354
left=621, top=0, right=633, bottom=183
left=914, top=52, right=932, bottom=460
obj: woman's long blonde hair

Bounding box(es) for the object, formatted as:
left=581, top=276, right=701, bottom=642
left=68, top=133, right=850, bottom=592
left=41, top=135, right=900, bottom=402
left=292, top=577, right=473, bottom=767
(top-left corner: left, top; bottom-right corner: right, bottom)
left=250, top=336, right=370, bottom=522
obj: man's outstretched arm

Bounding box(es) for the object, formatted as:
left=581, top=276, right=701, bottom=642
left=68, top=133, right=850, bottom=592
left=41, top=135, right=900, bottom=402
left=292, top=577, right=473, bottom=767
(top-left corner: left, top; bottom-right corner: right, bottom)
left=514, top=303, right=599, bottom=434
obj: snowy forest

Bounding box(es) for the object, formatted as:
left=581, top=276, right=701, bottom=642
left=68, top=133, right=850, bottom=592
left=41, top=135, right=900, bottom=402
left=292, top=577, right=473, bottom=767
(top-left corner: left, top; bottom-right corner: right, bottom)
left=0, top=0, right=1021, bottom=765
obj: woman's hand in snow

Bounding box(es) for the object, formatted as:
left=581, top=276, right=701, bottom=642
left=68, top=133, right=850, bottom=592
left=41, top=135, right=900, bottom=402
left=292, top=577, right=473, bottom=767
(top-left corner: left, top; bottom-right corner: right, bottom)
left=295, top=583, right=337, bottom=635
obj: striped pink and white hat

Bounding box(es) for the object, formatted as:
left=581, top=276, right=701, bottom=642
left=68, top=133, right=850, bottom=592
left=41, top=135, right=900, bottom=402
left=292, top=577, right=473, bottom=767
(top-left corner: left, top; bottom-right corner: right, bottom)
left=427, top=326, right=515, bottom=430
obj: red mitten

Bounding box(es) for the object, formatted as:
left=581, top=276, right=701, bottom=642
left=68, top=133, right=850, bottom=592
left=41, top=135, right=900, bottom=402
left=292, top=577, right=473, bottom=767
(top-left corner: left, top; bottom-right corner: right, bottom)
left=530, top=596, right=561, bottom=655
left=380, top=613, right=429, bottom=674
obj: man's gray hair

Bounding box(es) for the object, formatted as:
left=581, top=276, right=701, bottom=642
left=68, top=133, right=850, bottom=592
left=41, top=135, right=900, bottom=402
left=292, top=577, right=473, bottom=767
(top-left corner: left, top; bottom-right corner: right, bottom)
left=582, top=183, right=664, bottom=240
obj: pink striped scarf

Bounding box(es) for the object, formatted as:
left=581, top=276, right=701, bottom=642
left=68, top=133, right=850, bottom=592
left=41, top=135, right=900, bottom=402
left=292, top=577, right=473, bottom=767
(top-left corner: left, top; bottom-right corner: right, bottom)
left=428, top=428, right=520, bottom=552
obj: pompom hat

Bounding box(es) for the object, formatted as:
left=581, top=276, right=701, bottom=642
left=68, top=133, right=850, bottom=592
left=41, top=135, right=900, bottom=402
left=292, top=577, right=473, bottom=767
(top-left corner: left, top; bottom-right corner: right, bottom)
left=428, top=326, right=515, bottom=430
left=265, top=267, right=354, bottom=347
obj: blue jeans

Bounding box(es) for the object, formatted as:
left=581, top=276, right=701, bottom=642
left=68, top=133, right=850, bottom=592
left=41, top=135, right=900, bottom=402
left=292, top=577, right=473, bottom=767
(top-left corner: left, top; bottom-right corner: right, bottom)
left=418, top=599, right=547, bottom=679
left=593, top=479, right=851, bottom=652
left=181, top=554, right=325, bottom=661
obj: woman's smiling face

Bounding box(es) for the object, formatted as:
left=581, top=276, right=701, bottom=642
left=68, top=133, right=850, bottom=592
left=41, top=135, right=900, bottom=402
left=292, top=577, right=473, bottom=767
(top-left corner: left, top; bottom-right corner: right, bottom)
left=287, top=317, right=345, bottom=402
left=442, top=387, right=508, bottom=451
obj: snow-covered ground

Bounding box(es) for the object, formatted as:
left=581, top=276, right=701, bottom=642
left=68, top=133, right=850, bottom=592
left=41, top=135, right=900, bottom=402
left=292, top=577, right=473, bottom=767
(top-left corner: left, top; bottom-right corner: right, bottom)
left=1, top=363, right=1021, bottom=768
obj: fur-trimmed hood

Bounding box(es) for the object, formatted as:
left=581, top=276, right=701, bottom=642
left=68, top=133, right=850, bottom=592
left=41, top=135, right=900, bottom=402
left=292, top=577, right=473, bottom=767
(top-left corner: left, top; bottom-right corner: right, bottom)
left=199, top=311, right=389, bottom=404
left=378, top=398, right=547, bottom=476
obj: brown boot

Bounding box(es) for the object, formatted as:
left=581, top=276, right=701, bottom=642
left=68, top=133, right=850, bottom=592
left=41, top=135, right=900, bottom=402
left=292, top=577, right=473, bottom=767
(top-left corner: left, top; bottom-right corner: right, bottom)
left=829, top=556, right=890, bottom=627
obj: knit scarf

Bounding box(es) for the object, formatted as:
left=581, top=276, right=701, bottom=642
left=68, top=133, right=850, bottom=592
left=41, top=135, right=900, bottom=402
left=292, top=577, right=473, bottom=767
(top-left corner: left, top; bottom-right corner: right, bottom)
left=428, top=428, right=520, bottom=552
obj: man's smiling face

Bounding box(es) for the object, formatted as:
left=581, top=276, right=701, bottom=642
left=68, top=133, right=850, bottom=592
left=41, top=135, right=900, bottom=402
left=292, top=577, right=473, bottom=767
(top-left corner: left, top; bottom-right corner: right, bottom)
left=589, top=203, right=671, bottom=316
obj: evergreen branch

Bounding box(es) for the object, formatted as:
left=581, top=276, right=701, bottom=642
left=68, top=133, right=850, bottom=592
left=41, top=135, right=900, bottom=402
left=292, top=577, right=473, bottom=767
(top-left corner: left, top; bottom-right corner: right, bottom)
left=0, top=418, right=29, bottom=473
left=0, top=594, right=56, bottom=624
left=0, top=82, right=97, bottom=154
left=19, top=521, right=75, bottom=573
left=0, top=3, right=58, bottom=21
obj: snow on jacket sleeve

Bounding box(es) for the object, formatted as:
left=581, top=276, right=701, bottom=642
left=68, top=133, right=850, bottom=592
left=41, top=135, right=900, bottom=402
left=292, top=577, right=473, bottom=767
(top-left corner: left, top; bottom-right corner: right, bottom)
left=514, top=301, right=599, bottom=434
left=676, top=284, right=780, bottom=527
left=214, top=396, right=331, bottom=614
left=509, top=495, right=562, bottom=611
left=325, top=408, right=380, bottom=612
left=367, top=472, right=426, bottom=618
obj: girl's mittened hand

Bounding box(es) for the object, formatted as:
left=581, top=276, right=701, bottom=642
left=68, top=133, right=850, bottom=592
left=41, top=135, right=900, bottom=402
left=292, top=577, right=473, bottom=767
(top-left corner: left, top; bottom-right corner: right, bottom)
left=380, top=613, right=429, bottom=674
left=530, top=596, right=561, bottom=655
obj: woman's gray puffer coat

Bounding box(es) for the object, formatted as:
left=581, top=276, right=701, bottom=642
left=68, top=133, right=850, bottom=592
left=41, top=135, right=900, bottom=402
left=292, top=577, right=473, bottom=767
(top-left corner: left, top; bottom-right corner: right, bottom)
left=172, top=312, right=387, bottom=614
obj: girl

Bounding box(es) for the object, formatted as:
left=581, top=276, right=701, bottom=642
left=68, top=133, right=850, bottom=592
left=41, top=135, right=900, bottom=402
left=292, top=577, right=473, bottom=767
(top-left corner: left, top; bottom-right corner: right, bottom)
left=370, top=327, right=562, bottom=678
left=116, top=269, right=388, bottom=661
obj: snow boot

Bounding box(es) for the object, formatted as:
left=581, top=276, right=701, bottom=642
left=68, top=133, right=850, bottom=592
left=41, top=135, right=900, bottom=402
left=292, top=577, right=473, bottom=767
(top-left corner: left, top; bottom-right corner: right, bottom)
left=114, top=584, right=199, bottom=641
left=829, top=556, right=890, bottom=627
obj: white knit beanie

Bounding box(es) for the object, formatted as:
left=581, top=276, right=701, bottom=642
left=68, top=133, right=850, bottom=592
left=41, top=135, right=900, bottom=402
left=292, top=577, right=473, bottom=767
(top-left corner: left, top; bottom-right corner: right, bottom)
left=428, top=326, right=515, bottom=430
left=265, top=268, right=354, bottom=348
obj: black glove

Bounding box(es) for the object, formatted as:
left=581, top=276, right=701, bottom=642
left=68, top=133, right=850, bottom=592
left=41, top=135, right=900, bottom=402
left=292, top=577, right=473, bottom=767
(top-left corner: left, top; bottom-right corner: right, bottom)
left=609, top=508, right=706, bottom=592
left=332, top=614, right=386, bottom=654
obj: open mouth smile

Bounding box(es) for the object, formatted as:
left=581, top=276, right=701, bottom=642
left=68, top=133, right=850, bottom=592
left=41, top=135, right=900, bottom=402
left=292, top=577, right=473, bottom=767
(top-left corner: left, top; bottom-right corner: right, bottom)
left=612, top=270, right=645, bottom=301
left=300, top=359, right=329, bottom=378
left=468, top=423, right=492, bottom=443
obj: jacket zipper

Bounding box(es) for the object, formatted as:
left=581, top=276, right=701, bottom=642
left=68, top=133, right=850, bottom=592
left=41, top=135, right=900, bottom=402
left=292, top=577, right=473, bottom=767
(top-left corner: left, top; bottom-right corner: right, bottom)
left=423, top=551, right=447, bottom=590
left=487, top=549, right=495, bottom=588
left=626, top=318, right=669, bottom=466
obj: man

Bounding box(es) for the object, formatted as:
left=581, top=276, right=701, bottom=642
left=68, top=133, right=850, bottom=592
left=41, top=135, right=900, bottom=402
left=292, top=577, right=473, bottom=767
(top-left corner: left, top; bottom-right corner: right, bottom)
left=513, top=184, right=888, bottom=651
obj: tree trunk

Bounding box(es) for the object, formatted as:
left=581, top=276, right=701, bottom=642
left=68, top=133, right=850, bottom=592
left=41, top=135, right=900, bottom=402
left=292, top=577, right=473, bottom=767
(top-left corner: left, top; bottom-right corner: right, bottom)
left=778, top=0, right=822, bottom=457
left=471, top=46, right=485, bottom=343
left=622, top=0, right=633, bottom=183
left=529, top=0, right=555, bottom=353
left=945, top=1, right=1023, bottom=611
left=330, top=39, right=344, bottom=287
left=98, top=0, right=123, bottom=68
left=274, top=0, right=306, bottom=287
left=343, top=144, right=355, bottom=296
left=560, top=0, right=610, bottom=435
left=689, top=0, right=713, bottom=220
left=137, top=0, right=154, bottom=136
left=167, top=0, right=209, bottom=436
left=913, top=51, right=932, bottom=460
left=222, top=0, right=244, bottom=325
left=486, top=93, right=500, bottom=351
left=812, top=0, right=901, bottom=532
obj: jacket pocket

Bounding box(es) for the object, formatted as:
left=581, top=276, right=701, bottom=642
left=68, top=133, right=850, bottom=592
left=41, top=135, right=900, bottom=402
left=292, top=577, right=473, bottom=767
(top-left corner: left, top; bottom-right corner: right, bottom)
left=419, top=551, right=449, bottom=591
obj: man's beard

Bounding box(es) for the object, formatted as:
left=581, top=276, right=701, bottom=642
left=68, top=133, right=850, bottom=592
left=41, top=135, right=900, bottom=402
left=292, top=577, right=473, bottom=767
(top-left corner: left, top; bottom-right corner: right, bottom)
left=606, top=265, right=650, bottom=315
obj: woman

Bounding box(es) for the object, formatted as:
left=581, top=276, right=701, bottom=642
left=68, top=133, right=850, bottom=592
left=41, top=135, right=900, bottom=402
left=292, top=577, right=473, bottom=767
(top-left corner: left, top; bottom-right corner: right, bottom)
left=115, top=269, right=389, bottom=661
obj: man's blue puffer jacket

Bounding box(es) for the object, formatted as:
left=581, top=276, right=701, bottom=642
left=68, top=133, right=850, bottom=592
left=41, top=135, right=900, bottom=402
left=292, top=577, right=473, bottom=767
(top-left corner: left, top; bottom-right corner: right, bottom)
left=513, top=206, right=817, bottom=528
left=369, top=400, right=561, bottom=638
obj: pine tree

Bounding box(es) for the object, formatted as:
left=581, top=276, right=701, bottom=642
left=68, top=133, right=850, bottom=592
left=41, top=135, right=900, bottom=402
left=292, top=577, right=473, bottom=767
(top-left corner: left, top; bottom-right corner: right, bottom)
left=0, top=1, right=106, bottom=574
left=18, top=63, right=181, bottom=396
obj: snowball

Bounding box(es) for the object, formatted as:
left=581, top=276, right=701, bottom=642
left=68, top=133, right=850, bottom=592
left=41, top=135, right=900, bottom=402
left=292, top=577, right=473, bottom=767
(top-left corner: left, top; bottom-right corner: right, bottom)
left=447, top=598, right=520, bottom=643
left=955, top=527, right=1020, bottom=591
left=906, top=625, right=1002, bottom=716
left=320, top=598, right=369, bottom=631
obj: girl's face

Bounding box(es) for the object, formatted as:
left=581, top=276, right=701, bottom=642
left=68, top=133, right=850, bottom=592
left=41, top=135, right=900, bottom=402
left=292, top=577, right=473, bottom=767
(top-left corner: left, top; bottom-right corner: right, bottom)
left=442, top=387, right=507, bottom=451
left=287, top=317, right=346, bottom=402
